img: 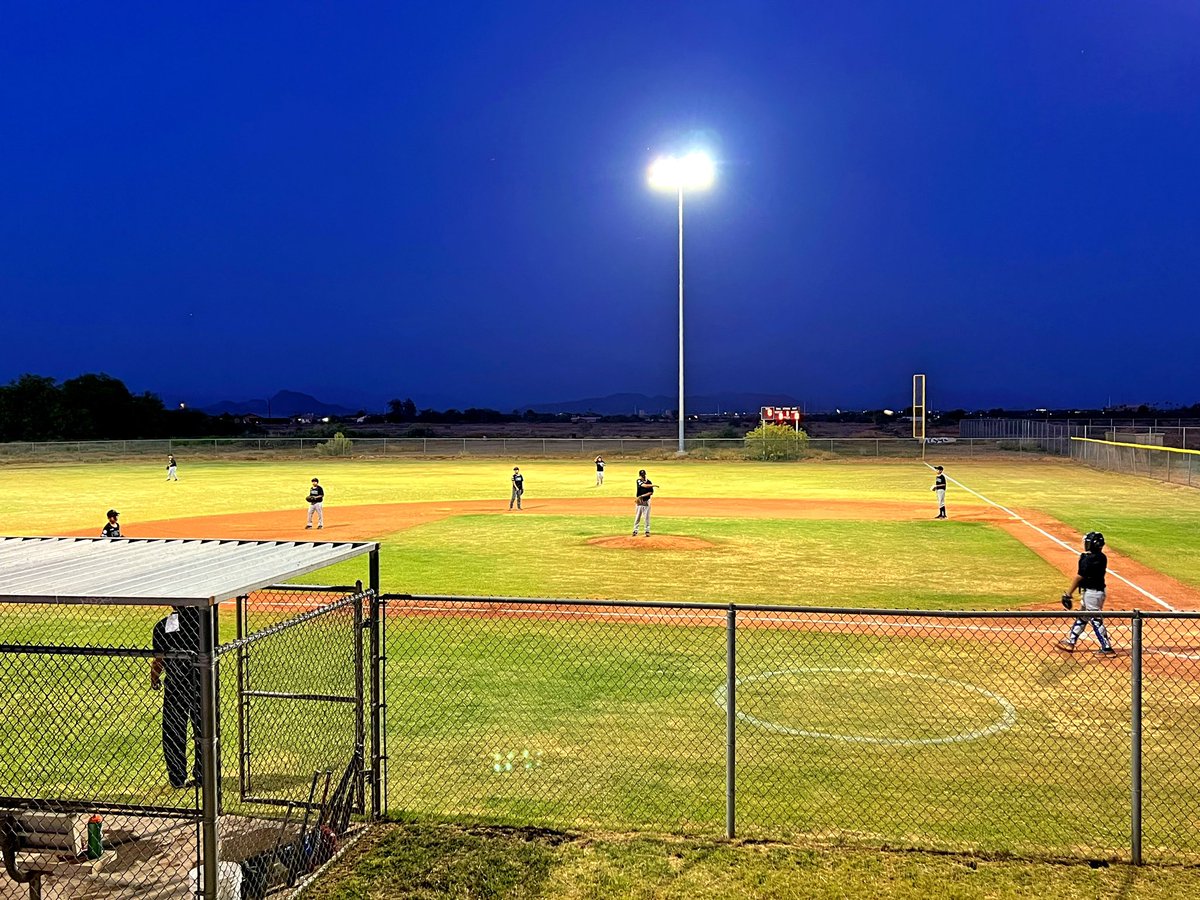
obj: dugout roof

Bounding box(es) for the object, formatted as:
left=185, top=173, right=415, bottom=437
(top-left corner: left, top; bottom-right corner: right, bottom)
left=0, top=536, right=379, bottom=606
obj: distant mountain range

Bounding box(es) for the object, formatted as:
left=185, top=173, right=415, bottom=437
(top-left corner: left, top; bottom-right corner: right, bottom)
left=201, top=390, right=799, bottom=418
left=201, top=390, right=357, bottom=418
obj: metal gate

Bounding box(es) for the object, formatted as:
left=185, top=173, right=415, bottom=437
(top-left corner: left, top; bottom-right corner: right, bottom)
left=231, top=588, right=371, bottom=816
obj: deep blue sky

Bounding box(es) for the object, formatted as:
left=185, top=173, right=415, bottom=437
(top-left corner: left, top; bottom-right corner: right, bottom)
left=2, top=1, right=1197, bottom=412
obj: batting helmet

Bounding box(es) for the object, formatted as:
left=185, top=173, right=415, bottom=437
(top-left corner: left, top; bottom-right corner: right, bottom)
left=1084, top=531, right=1105, bottom=552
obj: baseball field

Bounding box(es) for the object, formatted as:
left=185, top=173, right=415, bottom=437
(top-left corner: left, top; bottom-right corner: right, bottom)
left=5, top=453, right=1200, bottom=867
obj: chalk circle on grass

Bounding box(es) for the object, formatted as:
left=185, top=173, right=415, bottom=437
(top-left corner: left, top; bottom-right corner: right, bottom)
left=711, top=667, right=1018, bottom=747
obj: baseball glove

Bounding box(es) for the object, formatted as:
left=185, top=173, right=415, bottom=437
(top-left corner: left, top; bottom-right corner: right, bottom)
left=1060, top=593, right=1073, bottom=610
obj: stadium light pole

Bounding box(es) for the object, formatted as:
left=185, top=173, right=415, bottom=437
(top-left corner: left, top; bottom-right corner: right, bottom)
left=648, top=151, right=715, bottom=454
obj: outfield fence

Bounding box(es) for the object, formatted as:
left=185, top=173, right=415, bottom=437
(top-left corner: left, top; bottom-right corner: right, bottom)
left=0, top=435, right=1025, bottom=462
left=1070, top=437, right=1199, bottom=488
left=961, top=418, right=1200, bottom=455
left=0, top=586, right=382, bottom=900
left=382, top=596, right=1200, bottom=865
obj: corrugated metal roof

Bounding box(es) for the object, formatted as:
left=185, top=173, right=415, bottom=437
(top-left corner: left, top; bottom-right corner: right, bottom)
left=0, top=537, right=379, bottom=605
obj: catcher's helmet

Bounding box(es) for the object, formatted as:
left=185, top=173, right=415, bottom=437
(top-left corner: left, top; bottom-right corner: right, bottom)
left=107, top=509, right=119, bottom=518
left=1084, top=531, right=1105, bottom=552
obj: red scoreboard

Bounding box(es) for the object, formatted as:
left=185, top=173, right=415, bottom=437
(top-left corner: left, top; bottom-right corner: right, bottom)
left=760, top=406, right=804, bottom=429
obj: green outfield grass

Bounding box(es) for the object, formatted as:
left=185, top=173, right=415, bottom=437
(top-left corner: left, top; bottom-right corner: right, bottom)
left=5, top=453, right=1200, bottom=872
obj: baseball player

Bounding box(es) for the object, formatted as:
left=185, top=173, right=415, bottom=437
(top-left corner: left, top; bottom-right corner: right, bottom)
left=510, top=467, right=524, bottom=510
left=166, top=454, right=179, bottom=481
left=1057, top=531, right=1116, bottom=656
left=305, top=478, right=324, bottom=529
left=632, top=469, right=654, bottom=537
left=930, top=465, right=947, bottom=519
left=595, top=455, right=605, bottom=486
left=150, top=606, right=203, bottom=788
left=101, top=509, right=121, bottom=537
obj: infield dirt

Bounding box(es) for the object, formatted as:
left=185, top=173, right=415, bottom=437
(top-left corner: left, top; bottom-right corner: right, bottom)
left=75, top=496, right=1200, bottom=611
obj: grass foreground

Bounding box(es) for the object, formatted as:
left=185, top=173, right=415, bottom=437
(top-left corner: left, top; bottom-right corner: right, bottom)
left=306, top=823, right=1200, bottom=900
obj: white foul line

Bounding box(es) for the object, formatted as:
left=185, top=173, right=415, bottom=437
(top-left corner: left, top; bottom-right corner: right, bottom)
left=925, top=463, right=1175, bottom=611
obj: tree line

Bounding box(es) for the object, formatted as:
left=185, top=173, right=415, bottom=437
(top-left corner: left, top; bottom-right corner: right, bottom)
left=0, top=373, right=244, bottom=442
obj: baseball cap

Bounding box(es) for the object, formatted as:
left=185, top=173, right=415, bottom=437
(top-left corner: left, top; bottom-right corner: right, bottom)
left=638, top=469, right=646, bottom=476
left=934, top=466, right=943, bottom=471
left=107, top=509, right=119, bottom=517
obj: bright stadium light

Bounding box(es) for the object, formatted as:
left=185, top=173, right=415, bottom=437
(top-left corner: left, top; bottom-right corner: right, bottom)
left=646, top=150, right=715, bottom=453
left=648, top=151, right=715, bottom=192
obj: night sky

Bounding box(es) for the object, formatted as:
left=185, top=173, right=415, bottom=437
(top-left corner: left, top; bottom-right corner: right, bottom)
left=2, top=2, right=1197, bottom=412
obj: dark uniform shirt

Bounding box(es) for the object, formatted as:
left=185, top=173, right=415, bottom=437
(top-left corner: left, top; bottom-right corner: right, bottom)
left=636, top=478, right=654, bottom=503
left=102, top=521, right=121, bottom=538
left=933, top=473, right=946, bottom=491
left=307, top=484, right=325, bottom=504
left=512, top=472, right=524, bottom=492
left=596, top=458, right=605, bottom=472
left=152, top=607, right=202, bottom=693
left=1077, top=550, right=1107, bottom=592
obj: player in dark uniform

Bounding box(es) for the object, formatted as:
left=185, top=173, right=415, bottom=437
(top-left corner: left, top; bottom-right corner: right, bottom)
left=306, top=478, right=325, bottom=529
left=632, top=469, right=654, bottom=537
left=150, top=606, right=204, bottom=788
left=510, top=467, right=524, bottom=510
left=930, top=466, right=947, bottom=519
left=166, top=454, right=179, bottom=481
left=1057, top=531, right=1116, bottom=656
left=101, top=509, right=121, bottom=537
left=595, top=456, right=605, bottom=486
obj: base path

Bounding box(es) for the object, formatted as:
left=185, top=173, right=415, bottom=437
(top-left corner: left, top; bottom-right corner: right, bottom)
left=89, top=497, right=1200, bottom=612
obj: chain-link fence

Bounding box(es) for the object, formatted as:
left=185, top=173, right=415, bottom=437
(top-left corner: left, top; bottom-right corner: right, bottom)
left=383, top=598, right=1200, bottom=864
left=962, top=418, right=1200, bottom=455
left=0, top=587, right=380, bottom=899
left=1070, top=437, right=1198, bottom=488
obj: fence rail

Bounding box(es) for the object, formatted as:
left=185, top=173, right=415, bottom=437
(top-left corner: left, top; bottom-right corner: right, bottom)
left=382, top=595, right=1200, bottom=865
left=1070, top=436, right=1199, bottom=487
left=961, top=418, right=1200, bottom=454
left=0, top=435, right=1038, bottom=461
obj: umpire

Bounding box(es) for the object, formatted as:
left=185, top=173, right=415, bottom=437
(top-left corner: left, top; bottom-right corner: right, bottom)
left=150, top=606, right=204, bottom=788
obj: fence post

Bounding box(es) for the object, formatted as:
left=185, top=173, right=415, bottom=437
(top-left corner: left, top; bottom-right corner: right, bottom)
left=1131, top=610, right=1143, bottom=865
left=726, top=605, right=737, bottom=839
left=369, top=552, right=384, bottom=820
left=198, top=605, right=220, bottom=900
left=353, top=585, right=366, bottom=817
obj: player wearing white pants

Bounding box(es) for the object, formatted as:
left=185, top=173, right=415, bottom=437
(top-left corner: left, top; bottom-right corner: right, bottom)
left=595, top=456, right=605, bottom=486
left=930, top=465, right=947, bottom=519
left=306, top=477, right=324, bottom=529
left=1058, top=531, right=1114, bottom=655
left=632, top=470, right=654, bottom=536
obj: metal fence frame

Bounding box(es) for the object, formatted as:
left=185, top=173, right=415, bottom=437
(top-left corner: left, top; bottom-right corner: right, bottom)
left=0, top=587, right=384, bottom=899
left=381, top=595, right=1200, bottom=865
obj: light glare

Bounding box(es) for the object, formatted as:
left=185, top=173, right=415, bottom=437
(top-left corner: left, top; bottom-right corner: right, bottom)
left=648, top=151, right=715, bottom=192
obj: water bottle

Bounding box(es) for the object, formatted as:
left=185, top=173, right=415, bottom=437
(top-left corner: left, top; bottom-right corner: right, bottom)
left=86, top=814, right=104, bottom=859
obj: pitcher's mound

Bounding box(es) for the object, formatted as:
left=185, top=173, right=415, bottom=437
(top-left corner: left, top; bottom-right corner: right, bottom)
left=587, top=535, right=716, bottom=551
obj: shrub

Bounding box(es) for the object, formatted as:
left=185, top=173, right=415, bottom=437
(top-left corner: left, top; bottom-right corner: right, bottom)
left=744, top=423, right=809, bottom=461
left=317, top=431, right=353, bottom=457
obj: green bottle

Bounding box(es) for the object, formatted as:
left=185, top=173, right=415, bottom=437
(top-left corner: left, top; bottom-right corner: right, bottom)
left=86, top=815, right=104, bottom=859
